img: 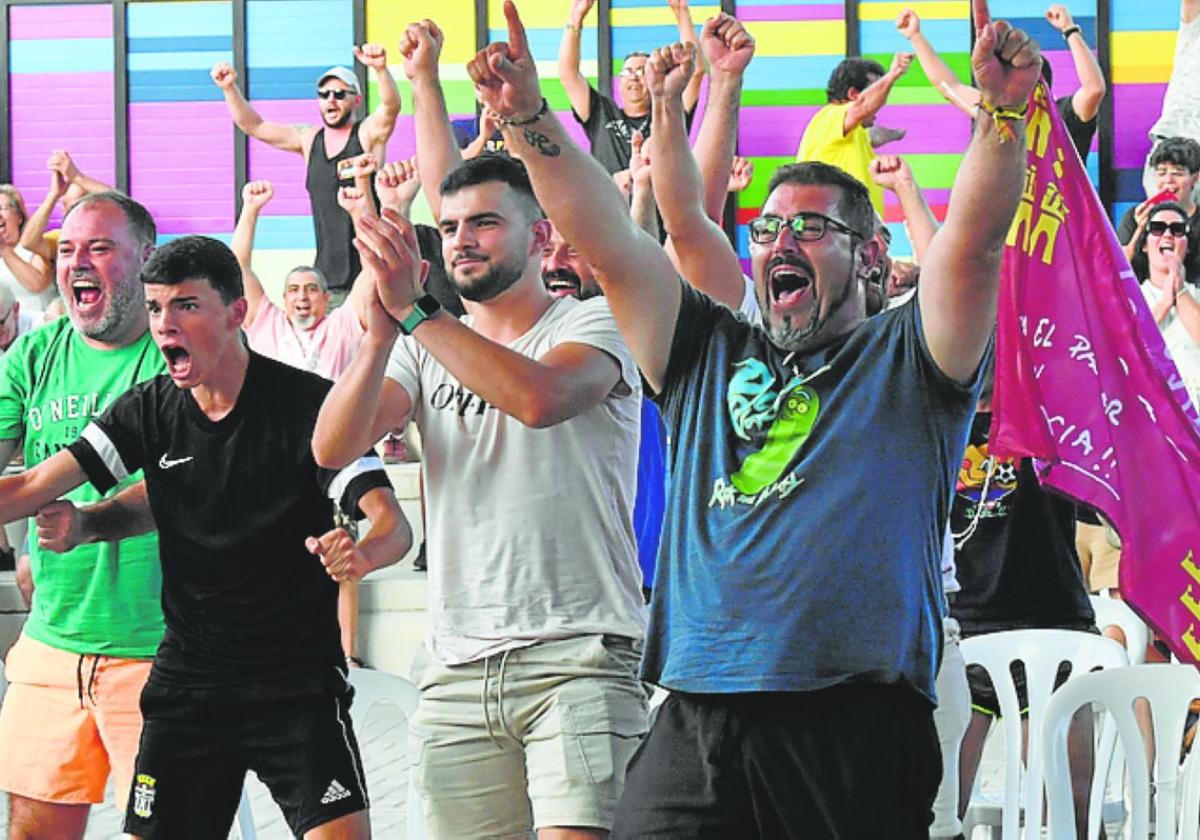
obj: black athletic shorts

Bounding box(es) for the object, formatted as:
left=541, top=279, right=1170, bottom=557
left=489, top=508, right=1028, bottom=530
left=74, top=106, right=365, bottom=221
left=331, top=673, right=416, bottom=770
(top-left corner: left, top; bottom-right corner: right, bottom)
left=123, top=670, right=368, bottom=839
left=962, top=624, right=1099, bottom=716
left=611, top=682, right=940, bottom=839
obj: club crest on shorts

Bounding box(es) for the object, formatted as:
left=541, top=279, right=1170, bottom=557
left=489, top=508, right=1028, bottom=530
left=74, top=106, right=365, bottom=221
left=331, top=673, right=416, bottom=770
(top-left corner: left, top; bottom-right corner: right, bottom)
left=132, top=773, right=157, bottom=818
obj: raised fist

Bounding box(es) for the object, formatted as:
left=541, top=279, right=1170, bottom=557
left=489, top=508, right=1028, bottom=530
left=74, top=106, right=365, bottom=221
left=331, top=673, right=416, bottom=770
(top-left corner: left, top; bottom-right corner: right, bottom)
left=376, top=158, right=421, bottom=212
left=354, top=43, right=388, bottom=69
left=241, top=179, right=274, bottom=210
left=1044, top=4, right=1074, bottom=32
left=868, top=155, right=915, bottom=192
left=890, top=52, right=914, bottom=76
left=701, top=13, right=755, bottom=76
left=895, top=8, right=921, bottom=39
left=644, top=41, right=697, bottom=101
left=211, top=62, right=237, bottom=90
left=399, top=20, right=444, bottom=81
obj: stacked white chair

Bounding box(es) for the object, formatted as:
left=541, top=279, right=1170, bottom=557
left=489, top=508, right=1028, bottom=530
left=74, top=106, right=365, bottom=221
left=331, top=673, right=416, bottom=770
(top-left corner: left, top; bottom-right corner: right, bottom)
left=960, top=629, right=1128, bottom=839
left=1041, top=663, right=1200, bottom=840
left=1089, top=595, right=1150, bottom=665
left=348, top=669, right=424, bottom=840
left=231, top=670, right=423, bottom=839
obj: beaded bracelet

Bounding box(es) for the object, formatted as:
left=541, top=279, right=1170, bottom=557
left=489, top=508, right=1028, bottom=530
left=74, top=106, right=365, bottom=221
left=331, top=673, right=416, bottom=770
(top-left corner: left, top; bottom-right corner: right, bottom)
left=496, top=97, right=550, bottom=127
left=977, top=99, right=1029, bottom=143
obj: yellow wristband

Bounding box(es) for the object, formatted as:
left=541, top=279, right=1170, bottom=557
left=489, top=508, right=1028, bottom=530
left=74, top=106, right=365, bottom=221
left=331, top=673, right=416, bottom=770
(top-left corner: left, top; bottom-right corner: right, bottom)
left=977, top=99, right=1029, bottom=143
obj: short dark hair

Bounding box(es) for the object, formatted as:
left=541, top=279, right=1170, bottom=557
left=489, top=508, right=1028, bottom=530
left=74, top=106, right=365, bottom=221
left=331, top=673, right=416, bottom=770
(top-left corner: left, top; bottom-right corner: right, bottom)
left=623, top=51, right=649, bottom=63
left=765, top=161, right=875, bottom=240
left=141, top=235, right=244, bottom=304
left=826, top=58, right=886, bottom=103
left=1130, top=200, right=1200, bottom=281
left=285, top=265, right=329, bottom=291
left=1151, top=137, right=1200, bottom=174
left=439, top=155, right=544, bottom=222
left=64, top=191, right=157, bottom=252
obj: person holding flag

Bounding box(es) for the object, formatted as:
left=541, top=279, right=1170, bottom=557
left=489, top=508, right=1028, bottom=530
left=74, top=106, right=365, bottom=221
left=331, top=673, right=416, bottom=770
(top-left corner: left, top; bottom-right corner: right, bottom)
left=989, top=43, right=1200, bottom=666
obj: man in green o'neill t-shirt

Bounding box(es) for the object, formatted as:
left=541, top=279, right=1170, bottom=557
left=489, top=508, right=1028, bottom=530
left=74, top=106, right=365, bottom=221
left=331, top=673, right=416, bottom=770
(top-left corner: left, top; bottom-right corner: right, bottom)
left=0, top=192, right=165, bottom=840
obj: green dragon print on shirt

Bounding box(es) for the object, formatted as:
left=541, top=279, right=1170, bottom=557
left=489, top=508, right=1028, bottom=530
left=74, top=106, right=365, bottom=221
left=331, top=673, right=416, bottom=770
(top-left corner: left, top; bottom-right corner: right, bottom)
left=710, top=357, right=822, bottom=509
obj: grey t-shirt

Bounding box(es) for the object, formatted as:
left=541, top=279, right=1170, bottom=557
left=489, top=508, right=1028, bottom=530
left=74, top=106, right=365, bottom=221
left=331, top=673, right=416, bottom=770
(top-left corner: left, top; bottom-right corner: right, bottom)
left=386, top=296, right=648, bottom=663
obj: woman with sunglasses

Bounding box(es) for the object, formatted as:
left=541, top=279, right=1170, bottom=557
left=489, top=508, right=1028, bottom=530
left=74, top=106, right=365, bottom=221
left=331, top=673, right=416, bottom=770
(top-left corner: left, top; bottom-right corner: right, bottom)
left=1133, top=201, right=1200, bottom=407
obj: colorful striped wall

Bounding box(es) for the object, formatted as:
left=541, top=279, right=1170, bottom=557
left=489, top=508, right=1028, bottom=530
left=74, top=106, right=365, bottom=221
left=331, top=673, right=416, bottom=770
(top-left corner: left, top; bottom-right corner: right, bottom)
left=858, top=0, right=971, bottom=258
left=735, top=1, right=848, bottom=262
left=485, top=0, right=590, bottom=151
left=126, top=0, right=234, bottom=237
left=1110, top=0, right=1180, bottom=225
left=1, top=0, right=1191, bottom=265
left=247, top=0, right=354, bottom=253
left=7, top=4, right=115, bottom=228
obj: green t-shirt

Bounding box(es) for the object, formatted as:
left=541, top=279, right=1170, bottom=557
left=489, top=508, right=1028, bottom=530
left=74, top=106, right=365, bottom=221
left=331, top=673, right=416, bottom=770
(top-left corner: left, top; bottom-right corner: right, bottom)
left=0, top=318, right=166, bottom=657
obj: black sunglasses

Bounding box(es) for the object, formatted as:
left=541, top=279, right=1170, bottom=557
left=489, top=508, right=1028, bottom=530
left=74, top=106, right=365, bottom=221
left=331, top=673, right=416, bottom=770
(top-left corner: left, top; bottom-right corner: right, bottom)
left=1148, top=220, right=1189, bottom=237
left=317, top=89, right=352, bottom=101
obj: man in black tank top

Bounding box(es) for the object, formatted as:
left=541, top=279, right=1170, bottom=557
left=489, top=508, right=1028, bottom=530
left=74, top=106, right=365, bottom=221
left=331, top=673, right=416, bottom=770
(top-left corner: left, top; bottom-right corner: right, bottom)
left=212, top=50, right=401, bottom=296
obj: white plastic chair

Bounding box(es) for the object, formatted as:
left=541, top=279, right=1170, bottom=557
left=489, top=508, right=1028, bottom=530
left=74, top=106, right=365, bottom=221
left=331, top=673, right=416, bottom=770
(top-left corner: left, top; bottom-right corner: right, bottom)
left=1041, top=664, right=1200, bottom=840
left=348, top=669, right=424, bottom=840
left=230, top=671, right=422, bottom=839
left=232, top=789, right=257, bottom=840
left=1089, top=595, right=1150, bottom=665
left=960, top=629, right=1129, bottom=840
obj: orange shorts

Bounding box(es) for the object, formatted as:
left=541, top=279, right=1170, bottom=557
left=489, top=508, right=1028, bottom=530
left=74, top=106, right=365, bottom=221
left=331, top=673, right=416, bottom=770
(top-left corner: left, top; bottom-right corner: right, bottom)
left=0, top=634, right=152, bottom=807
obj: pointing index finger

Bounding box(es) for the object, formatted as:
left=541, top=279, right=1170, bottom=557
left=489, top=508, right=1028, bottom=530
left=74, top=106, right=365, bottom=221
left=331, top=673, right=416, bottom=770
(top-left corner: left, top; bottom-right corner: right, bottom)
left=504, top=1, right=530, bottom=59
left=972, top=0, right=990, bottom=30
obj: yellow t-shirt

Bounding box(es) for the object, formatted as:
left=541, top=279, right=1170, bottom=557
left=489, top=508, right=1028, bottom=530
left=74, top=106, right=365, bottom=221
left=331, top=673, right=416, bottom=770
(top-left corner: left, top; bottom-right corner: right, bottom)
left=796, top=102, right=884, bottom=215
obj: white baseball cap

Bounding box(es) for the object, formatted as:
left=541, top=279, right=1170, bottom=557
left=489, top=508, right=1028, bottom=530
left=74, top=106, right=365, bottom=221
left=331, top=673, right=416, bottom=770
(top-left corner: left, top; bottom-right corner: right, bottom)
left=317, top=66, right=360, bottom=93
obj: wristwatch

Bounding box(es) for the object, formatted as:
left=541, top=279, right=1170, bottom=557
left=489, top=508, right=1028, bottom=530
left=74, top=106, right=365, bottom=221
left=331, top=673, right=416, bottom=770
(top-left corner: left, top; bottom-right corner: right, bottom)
left=399, top=294, right=442, bottom=335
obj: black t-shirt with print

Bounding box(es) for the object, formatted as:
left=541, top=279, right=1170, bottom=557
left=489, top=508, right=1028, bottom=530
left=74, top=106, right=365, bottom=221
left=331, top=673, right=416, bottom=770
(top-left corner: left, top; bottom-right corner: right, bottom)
left=574, top=87, right=693, bottom=174
left=69, top=351, right=391, bottom=691
left=949, top=412, right=1094, bottom=635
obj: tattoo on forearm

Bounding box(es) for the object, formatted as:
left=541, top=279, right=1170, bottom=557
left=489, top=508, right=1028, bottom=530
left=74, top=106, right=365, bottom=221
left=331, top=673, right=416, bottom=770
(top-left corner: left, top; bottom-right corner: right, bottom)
left=523, top=128, right=561, bottom=157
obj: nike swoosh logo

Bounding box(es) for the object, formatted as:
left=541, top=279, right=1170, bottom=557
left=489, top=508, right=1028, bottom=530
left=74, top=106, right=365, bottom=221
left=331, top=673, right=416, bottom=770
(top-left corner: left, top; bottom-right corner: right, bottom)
left=158, top=454, right=194, bottom=470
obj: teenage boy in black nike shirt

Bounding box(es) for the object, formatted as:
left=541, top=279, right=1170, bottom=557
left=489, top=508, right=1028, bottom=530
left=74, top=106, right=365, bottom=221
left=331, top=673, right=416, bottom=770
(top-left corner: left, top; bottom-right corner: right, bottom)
left=0, top=235, right=411, bottom=840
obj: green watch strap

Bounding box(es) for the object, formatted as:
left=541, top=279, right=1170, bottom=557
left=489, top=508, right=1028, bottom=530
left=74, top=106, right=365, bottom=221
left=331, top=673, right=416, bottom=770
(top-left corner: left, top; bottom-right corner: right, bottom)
left=399, top=294, right=442, bottom=335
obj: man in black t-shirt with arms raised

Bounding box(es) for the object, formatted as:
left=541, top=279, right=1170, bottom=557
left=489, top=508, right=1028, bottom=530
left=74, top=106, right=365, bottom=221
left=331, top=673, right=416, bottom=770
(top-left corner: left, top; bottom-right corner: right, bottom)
left=0, top=236, right=411, bottom=840
left=559, top=0, right=704, bottom=176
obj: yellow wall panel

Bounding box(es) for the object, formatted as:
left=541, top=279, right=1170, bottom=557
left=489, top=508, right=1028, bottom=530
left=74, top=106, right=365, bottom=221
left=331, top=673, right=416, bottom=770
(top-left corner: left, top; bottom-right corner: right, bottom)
left=858, top=1, right=968, bottom=21
left=366, top=0, right=477, bottom=63
left=744, top=20, right=846, bottom=56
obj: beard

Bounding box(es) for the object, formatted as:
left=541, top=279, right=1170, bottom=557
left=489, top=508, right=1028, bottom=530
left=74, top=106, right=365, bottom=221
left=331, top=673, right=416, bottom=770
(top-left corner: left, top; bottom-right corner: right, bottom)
left=760, top=263, right=858, bottom=353
left=69, top=275, right=143, bottom=342
left=455, top=254, right=526, bottom=303
left=323, top=109, right=352, bottom=128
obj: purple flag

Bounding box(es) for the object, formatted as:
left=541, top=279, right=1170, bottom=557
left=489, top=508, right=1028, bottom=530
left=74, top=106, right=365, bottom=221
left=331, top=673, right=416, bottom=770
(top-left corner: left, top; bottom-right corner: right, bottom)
left=989, top=82, right=1200, bottom=663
